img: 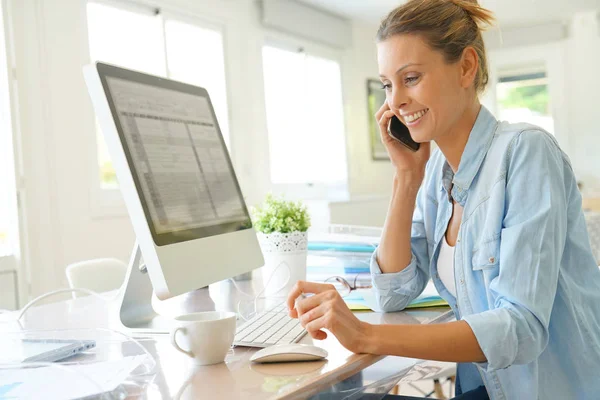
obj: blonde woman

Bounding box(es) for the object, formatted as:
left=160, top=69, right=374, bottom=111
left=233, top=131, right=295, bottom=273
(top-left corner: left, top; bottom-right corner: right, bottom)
left=287, top=1, right=600, bottom=399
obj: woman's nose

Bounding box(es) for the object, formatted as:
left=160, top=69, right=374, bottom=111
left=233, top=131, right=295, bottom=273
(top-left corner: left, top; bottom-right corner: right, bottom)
left=389, top=88, right=408, bottom=111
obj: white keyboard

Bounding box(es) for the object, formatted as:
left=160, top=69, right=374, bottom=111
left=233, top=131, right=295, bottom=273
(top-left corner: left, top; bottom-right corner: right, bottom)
left=234, top=302, right=307, bottom=348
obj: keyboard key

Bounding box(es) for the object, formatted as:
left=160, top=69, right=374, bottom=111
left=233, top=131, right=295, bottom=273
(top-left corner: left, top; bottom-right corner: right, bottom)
left=243, top=315, right=286, bottom=342
left=287, top=324, right=306, bottom=338
left=233, top=301, right=307, bottom=347
left=235, top=313, right=279, bottom=338
left=262, top=337, right=279, bottom=345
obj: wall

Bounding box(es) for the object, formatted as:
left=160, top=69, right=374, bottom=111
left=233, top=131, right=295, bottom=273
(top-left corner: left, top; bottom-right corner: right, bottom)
left=9, top=1, right=600, bottom=300
left=343, top=21, right=395, bottom=198
left=485, top=41, right=569, bottom=158
left=565, top=11, right=600, bottom=196
left=10, top=0, right=388, bottom=298
left=10, top=0, right=276, bottom=297
left=478, top=19, right=600, bottom=272
left=344, top=12, right=600, bottom=198
left=484, top=11, right=600, bottom=196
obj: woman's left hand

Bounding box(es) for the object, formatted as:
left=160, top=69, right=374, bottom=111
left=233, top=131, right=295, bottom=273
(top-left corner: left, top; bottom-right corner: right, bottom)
left=286, top=281, right=372, bottom=354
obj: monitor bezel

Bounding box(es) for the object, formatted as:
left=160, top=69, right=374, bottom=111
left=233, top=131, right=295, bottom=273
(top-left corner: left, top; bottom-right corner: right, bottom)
left=95, top=62, right=253, bottom=247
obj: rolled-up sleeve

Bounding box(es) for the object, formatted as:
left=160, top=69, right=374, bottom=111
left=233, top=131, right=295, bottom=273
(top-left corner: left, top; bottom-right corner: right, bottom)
left=370, top=181, right=431, bottom=312
left=371, top=251, right=426, bottom=311
left=463, top=130, right=568, bottom=372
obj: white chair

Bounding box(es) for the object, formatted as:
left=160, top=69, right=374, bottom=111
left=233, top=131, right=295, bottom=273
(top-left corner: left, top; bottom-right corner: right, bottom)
left=65, top=258, right=127, bottom=297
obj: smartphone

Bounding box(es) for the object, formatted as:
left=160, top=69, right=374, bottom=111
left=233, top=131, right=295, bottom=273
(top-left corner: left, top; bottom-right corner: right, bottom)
left=387, top=115, right=420, bottom=152
left=0, top=339, right=97, bottom=363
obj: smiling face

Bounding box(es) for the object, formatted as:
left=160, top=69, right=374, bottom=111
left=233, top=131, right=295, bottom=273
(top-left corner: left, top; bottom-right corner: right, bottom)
left=377, top=34, right=476, bottom=144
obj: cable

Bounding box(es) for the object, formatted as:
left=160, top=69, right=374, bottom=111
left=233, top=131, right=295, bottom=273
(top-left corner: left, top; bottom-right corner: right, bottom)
left=229, top=260, right=291, bottom=321
left=9, top=265, right=292, bottom=324
left=55, top=327, right=157, bottom=376
left=0, top=288, right=114, bottom=323
left=0, top=326, right=158, bottom=397
left=227, top=278, right=255, bottom=299
left=2, top=326, right=157, bottom=375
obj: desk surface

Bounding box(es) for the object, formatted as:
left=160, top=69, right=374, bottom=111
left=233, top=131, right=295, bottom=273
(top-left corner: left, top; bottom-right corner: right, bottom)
left=0, top=277, right=448, bottom=399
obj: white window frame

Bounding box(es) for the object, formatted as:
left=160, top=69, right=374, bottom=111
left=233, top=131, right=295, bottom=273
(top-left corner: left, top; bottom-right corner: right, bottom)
left=496, top=66, right=555, bottom=135
left=86, top=0, right=233, bottom=217
left=262, top=31, right=350, bottom=201
left=485, top=42, right=568, bottom=150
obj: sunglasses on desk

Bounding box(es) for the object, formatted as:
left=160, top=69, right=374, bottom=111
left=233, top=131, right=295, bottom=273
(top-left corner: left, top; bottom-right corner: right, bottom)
left=324, top=274, right=372, bottom=297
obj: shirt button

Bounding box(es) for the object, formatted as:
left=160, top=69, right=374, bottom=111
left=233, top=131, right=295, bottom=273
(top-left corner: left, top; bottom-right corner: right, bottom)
left=457, top=238, right=461, bottom=243
left=489, top=257, right=495, bottom=263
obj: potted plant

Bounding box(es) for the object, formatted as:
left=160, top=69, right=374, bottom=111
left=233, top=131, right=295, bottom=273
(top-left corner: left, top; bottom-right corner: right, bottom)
left=251, top=194, right=311, bottom=296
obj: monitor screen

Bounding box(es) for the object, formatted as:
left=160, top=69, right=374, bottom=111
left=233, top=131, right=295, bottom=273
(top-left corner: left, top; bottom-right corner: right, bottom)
left=97, top=64, right=251, bottom=246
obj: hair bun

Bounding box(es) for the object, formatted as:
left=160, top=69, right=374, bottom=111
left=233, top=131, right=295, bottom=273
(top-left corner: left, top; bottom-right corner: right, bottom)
left=450, top=0, right=495, bottom=29
left=376, top=0, right=496, bottom=94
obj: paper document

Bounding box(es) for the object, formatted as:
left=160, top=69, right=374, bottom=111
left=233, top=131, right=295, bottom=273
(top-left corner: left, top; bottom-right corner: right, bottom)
left=0, top=355, right=147, bottom=400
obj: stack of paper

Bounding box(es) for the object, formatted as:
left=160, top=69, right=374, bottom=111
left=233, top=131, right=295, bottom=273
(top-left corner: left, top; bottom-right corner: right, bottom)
left=307, top=231, right=377, bottom=283
left=343, top=281, right=449, bottom=311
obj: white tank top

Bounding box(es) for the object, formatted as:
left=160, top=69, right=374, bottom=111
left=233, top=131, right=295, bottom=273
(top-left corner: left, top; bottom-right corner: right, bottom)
left=437, top=235, right=457, bottom=298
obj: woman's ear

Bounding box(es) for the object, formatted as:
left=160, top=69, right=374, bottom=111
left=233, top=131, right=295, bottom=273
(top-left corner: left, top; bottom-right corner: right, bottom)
left=460, top=46, right=479, bottom=89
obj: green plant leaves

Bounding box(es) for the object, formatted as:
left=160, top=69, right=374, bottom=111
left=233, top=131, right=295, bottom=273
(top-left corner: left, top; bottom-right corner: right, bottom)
left=250, top=193, right=311, bottom=234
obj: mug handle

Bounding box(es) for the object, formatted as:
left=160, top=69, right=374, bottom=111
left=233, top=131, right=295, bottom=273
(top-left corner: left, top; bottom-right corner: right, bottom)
left=171, top=327, right=195, bottom=358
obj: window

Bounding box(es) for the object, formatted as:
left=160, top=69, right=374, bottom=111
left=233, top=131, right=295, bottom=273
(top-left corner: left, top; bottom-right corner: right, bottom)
left=496, top=70, right=555, bottom=134
left=165, top=20, right=229, bottom=148
left=262, top=45, right=347, bottom=193
left=86, top=2, right=230, bottom=189
left=0, top=0, right=16, bottom=257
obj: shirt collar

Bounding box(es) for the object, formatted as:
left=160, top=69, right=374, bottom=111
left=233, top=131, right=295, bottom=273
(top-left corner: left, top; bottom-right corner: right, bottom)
left=441, top=105, right=498, bottom=206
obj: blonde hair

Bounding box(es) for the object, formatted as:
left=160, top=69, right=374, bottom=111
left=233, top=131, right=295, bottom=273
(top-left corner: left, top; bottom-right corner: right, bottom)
left=376, top=0, right=495, bottom=94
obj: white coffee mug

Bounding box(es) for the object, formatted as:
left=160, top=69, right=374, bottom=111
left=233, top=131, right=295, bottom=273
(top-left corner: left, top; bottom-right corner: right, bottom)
left=170, top=311, right=237, bottom=366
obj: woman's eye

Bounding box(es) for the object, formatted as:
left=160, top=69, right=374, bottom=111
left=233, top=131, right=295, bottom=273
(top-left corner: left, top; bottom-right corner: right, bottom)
left=381, top=83, right=391, bottom=91
left=405, top=76, right=420, bottom=85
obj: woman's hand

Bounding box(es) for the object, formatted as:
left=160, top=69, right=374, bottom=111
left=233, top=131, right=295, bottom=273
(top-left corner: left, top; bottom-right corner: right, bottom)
left=375, top=101, right=431, bottom=180
left=286, top=281, right=372, bottom=354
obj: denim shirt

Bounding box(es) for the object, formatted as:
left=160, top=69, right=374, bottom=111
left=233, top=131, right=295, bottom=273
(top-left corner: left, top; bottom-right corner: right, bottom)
left=370, top=106, right=600, bottom=399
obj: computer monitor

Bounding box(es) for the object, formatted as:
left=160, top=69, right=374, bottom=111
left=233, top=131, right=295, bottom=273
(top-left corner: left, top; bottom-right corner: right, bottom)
left=83, top=62, right=264, bottom=331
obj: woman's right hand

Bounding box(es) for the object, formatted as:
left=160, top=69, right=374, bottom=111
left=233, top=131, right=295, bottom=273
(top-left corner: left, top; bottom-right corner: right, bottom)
left=375, top=101, right=431, bottom=181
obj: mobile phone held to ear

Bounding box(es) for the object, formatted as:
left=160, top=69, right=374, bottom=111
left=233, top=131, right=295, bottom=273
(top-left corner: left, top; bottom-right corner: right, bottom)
left=387, top=115, right=420, bottom=152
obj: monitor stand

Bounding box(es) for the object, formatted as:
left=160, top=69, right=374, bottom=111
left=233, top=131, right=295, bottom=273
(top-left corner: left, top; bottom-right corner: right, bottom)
left=115, top=242, right=173, bottom=334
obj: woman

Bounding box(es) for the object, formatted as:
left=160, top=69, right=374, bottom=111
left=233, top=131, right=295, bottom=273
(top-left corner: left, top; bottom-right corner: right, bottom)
left=287, top=0, right=600, bottom=399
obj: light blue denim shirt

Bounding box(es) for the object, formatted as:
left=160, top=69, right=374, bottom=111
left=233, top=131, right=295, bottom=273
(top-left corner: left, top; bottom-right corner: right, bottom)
left=370, top=105, right=600, bottom=399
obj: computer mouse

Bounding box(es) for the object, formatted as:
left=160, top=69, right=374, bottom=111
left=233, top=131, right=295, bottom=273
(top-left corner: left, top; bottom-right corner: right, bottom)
left=250, top=344, right=328, bottom=363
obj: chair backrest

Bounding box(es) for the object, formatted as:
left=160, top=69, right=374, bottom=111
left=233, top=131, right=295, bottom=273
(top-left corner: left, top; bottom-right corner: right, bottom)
left=65, top=258, right=127, bottom=297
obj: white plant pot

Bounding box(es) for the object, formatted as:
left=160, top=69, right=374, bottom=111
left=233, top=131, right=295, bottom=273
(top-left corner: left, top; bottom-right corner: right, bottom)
left=257, top=231, right=308, bottom=297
